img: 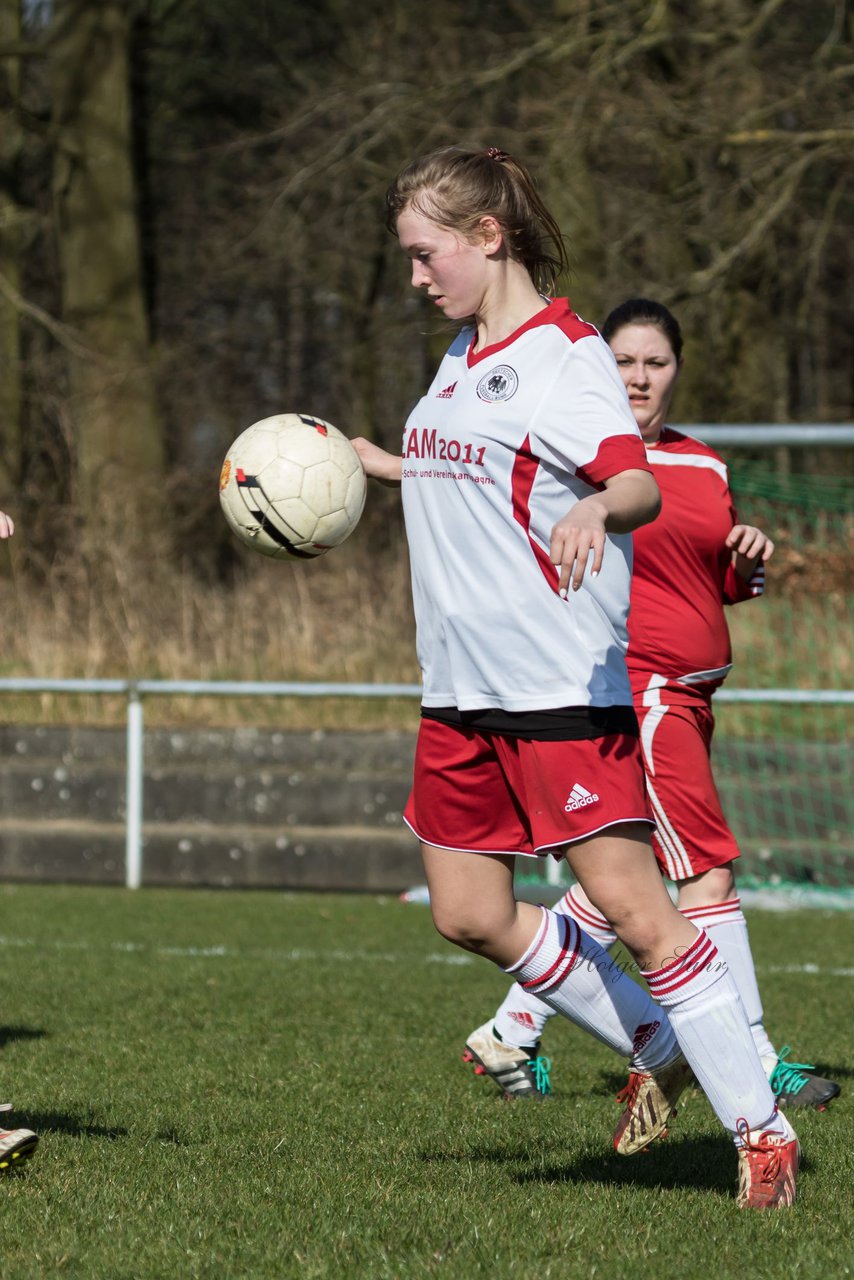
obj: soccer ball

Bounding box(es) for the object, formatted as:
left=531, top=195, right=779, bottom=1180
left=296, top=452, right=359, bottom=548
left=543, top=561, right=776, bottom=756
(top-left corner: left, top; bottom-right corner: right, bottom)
left=218, top=413, right=367, bottom=559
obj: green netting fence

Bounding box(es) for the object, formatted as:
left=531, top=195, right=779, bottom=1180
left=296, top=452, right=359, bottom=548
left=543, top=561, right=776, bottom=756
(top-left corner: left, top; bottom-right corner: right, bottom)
left=715, top=462, right=852, bottom=897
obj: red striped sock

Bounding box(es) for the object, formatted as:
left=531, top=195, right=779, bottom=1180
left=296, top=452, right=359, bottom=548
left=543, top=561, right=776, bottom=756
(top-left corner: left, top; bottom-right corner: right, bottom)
left=554, top=884, right=618, bottom=948
left=505, top=907, right=678, bottom=1066
left=642, top=928, right=781, bottom=1138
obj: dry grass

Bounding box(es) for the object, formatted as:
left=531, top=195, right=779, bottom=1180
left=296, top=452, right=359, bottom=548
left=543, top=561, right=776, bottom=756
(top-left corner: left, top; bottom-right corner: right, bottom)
left=728, top=590, right=853, bottom=689
left=0, top=526, right=850, bottom=733
left=0, top=537, right=420, bottom=729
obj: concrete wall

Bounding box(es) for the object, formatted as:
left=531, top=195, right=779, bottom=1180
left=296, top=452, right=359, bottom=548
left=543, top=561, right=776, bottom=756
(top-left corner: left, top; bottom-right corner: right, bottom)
left=0, top=725, right=423, bottom=891
left=2, top=724, right=848, bottom=890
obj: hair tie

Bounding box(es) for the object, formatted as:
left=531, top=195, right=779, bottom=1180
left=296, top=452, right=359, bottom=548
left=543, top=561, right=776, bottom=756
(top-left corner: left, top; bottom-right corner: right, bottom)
left=485, top=147, right=507, bottom=162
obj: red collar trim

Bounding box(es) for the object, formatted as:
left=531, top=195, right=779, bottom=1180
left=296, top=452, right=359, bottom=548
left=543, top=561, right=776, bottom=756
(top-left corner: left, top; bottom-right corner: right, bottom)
left=466, top=297, right=571, bottom=367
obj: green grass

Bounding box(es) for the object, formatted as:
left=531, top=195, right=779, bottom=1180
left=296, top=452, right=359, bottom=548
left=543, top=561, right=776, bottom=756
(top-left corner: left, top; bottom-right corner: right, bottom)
left=0, top=886, right=850, bottom=1279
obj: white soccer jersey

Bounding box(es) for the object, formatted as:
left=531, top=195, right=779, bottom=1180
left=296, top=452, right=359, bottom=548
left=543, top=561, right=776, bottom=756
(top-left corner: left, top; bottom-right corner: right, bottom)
left=400, top=298, right=650, bottom=712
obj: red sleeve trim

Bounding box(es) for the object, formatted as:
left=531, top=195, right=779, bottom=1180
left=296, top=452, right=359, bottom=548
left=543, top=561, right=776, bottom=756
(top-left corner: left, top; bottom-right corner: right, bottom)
left=724, top=562, right=766, bottom=605
left=576, top=435, right=651, bottom=490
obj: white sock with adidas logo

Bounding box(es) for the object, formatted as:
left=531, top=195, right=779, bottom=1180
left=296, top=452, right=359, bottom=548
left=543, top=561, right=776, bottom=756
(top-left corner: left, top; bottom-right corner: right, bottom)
left=503, top=906, right=679, bottom=1070
left=492, top=989, right=549, bottom=1050
left=493, top=886, right=618, bottom=1048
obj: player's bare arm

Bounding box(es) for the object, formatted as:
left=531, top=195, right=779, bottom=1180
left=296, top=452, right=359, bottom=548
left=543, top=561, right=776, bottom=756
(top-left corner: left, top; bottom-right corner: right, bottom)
left=727, top=523, right=774, bottom=580
left=351, top=438, right=402, bottom=486
left=550, top=469, right=661, bottom=594
left=0, top=510, right=15, bottom=539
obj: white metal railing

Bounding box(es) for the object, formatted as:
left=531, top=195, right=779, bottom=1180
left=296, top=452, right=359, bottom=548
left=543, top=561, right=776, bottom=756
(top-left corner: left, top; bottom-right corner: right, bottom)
left=675, top=424, right=854, bottom=445
left=0, top=677, right=852, bottom=890
left=0, top=678, right=421, bottom=890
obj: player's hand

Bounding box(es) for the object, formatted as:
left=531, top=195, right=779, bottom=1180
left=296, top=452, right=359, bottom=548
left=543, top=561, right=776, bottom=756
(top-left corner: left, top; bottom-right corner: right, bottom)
left=727, top=524, right=774, bottom=563
left=0, top=511, right=15, bottom=539
left=351, top=438, right=402, bottom=486
left=550, top=496, right=608, bottom=596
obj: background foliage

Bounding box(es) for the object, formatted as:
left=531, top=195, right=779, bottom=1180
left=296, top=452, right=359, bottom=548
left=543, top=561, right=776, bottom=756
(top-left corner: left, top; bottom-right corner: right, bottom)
left=0, top=0, right=851, bottom=686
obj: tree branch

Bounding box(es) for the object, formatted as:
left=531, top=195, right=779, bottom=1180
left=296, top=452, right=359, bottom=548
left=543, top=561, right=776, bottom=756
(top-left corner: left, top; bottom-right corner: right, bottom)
left=0, top=269, right=104, bottom=363
left=687, top=150, right=817, bottom=292
left=724, top=128, right=854, bottom=146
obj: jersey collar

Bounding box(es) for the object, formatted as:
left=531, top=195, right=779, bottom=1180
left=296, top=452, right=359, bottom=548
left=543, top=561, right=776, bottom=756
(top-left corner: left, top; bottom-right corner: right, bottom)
left=466, top=297, right=571, bottom=368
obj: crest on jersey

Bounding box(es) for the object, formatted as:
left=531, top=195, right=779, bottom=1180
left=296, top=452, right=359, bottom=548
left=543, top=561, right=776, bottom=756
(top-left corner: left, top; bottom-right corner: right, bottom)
left=476, top=364, right=518, bottom=402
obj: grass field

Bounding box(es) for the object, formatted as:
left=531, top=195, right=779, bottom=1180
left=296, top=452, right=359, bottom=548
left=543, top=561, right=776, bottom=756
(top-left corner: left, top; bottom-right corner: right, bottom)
left=0, top=885, right=850, bottom=1279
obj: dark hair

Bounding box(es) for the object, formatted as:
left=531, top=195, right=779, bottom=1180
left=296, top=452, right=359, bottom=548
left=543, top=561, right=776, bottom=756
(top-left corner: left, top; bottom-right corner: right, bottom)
left=601, top=298, right=683, bottom=362
left=385, top=145, right=569, bottom=295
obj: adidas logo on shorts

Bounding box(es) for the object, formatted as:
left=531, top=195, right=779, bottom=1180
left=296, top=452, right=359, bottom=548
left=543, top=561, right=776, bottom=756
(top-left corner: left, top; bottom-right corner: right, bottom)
left=564, top=783, right=600, bottom=812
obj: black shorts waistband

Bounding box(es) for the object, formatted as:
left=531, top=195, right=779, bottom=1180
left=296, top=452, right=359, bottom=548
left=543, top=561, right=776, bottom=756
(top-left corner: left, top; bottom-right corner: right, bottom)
left=420, top=704, right=639, bottom=741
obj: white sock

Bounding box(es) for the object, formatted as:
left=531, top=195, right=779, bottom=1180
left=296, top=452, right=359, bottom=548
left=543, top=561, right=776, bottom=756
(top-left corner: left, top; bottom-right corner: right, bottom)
left=642, top=928, right=785, bottom=1141
left=493, top=885, right=619, bottom=1048
left=492, top=983, right=554, bottom=1049
left=681, top=898, right=778, bottom=1070
left=557, top=884, right=618, bottom=948
left=504, top=906, right=679, bottom=1071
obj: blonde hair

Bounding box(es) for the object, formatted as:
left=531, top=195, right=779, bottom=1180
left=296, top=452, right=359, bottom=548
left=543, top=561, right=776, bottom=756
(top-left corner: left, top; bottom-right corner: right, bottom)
left=386, top=146, right=568, bottom=295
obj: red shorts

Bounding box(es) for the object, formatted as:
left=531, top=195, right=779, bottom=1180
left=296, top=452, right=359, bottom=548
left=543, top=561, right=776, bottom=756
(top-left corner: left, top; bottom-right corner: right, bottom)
left=404, top=718, right=653, bottom=857
left=635, top=676, right=740, bottom=878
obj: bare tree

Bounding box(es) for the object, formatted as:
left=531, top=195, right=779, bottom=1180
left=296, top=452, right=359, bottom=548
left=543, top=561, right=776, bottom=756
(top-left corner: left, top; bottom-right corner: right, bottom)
left=0, top=0, right=25, bottom=507
left=49, top=0, right=164, bottom=544
left=6, top=0, right=851, bottom=566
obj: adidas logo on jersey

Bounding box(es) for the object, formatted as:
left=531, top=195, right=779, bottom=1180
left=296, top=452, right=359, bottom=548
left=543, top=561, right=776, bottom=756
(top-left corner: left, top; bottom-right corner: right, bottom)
left=436, top=382, right=457, bottom=399
left=564, top=783, right=600, bottom=812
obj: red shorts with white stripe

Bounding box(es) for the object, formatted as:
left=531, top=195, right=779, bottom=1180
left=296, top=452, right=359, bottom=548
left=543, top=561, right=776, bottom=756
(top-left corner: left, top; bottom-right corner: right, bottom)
left=403, top=718, right=653, bottom=857
left=633, top=675, right=741, bottom=879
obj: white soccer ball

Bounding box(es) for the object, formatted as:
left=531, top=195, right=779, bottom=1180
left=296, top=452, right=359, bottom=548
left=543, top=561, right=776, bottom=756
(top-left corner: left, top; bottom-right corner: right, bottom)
left=218, top=413, right=367, bottom=559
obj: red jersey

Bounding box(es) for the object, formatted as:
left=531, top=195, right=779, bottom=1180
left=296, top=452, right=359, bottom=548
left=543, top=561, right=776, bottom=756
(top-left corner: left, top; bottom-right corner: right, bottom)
left=627, top=428, right=763, bottom=687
